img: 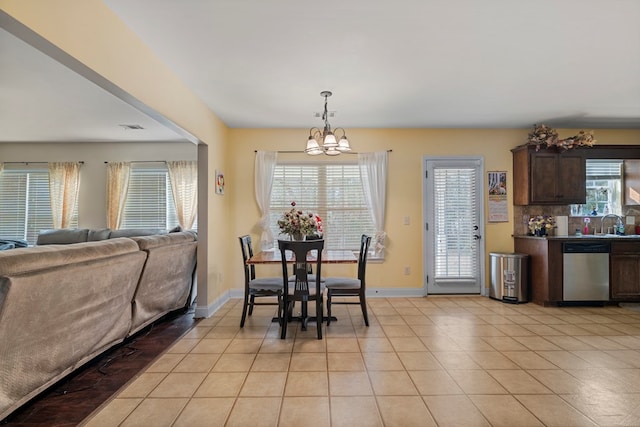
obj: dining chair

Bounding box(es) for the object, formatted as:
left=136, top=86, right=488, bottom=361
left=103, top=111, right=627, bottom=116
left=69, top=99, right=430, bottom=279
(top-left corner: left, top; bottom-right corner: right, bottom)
left=238, top=235, right=283, bottom=328
left=326, top=234, right=372, bottom=326
left=286, top=234, right=325, bottom=283
left=278, top=239, right=325, bottom=339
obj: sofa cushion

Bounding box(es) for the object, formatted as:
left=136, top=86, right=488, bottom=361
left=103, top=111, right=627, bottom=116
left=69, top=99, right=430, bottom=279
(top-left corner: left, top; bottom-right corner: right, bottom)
left=108, top=228, right=165, bottom=239
left=88, top=228, right=111, bottom=241
left=36, top=229, right=89, bottom=245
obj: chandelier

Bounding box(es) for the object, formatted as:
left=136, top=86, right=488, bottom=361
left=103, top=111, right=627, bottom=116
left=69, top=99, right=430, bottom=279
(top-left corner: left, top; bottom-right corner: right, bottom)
left=305, top=91, right=351, bottom=156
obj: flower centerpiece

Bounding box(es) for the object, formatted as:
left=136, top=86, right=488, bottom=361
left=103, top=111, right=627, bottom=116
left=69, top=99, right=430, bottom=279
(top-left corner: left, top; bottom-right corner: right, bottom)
left=528, top=215, right=556, bottom=236
left=527, top=124, right=596, bottom=151
left=277, top=201, right=323, bottom=240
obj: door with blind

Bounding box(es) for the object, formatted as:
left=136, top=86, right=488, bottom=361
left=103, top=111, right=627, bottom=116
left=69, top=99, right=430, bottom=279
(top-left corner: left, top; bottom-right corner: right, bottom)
left=424, top=158, right=484, bottom=294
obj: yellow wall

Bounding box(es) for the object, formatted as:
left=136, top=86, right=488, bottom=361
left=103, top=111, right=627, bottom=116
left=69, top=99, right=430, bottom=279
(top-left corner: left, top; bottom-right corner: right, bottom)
left=228, top=128, right=640, bottom=293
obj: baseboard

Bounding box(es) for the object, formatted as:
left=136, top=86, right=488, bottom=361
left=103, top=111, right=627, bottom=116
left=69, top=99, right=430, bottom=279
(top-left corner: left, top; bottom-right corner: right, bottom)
left=194, top=290, right=233, bottom=318
left=199, top=287, right=488, bottom=317
left=366, top=288, right=426, bottom=297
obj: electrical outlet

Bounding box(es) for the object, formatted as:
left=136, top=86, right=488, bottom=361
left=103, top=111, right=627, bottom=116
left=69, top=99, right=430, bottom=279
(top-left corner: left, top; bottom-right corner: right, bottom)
left=403, top=216, right=410, bottom=225
left=404, top=266, right=410, bottom=275
left=626, top=216, right=635, bottom=225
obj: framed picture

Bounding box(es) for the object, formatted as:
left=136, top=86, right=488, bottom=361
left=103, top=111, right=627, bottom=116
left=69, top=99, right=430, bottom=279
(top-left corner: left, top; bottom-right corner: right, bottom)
left=488, top=171, right=508, bottom=222
left=215, top=170, right=225, bottom=195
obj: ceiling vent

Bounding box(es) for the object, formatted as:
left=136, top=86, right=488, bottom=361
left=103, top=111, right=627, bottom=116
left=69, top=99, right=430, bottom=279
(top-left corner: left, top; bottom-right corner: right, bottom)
left=119, top=124, right=144, bottom=130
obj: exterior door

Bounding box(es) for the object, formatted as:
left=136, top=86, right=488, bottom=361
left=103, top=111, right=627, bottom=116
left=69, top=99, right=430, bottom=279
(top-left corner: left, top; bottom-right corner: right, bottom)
left=423, top=157, right=484, bottom=294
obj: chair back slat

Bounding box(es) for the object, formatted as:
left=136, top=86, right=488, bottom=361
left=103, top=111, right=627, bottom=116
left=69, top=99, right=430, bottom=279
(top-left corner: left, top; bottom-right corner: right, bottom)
left=239, top=235, right=257, bottom=280
left=358, top=235, right=372, bottom=285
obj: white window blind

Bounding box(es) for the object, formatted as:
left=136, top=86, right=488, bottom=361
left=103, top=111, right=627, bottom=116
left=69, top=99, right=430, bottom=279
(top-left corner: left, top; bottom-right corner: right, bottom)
left=0, top=169, right=78, bottom=244
left=269, top=163, right=375, bottom=250
left=571, top=159, right=623, bottom=216
left=433, top=168, right=478, bottom=279
left=121, top=167, right=179, bottom=230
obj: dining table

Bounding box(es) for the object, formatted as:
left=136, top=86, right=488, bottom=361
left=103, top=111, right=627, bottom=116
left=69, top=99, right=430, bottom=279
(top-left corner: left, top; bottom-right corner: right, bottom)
left=246, top=248, right=358, bottom=265
left=247, top=248, right=357, bottom=333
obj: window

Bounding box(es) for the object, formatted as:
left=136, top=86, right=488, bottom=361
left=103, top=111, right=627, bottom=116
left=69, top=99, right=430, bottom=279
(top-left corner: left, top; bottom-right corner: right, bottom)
left=0, top=168, right=78, bottom=244
left=121, top=166, right=188, bottom=230
left=570, top=159, right=623, bottom=216
left=268, top=162, right=375, bottom=251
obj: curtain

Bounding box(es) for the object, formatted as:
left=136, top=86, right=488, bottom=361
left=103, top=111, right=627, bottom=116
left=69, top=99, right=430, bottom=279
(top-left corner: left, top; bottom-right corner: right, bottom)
left=48, top=162, right=81, bottom=229
left=358, top=151, right=388, bottom=255
left=106, top=162, right=131, bottom=230
left=167, top=160, right=198, bottom=230
left=254, top=151, right=278, bottom=250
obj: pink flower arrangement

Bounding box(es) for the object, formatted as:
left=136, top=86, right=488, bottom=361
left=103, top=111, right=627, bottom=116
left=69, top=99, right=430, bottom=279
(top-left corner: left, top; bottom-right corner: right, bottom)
left=277, top=201, right=322, bottom=237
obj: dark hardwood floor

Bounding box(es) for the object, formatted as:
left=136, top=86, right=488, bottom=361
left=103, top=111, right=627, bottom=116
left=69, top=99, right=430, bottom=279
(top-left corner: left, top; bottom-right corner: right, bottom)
left=1, top=306, right=199, bottom=427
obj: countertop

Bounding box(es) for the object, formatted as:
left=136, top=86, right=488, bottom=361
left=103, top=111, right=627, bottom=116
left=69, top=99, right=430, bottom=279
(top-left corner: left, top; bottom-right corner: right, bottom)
left=514, top=234, right=640, bottom=240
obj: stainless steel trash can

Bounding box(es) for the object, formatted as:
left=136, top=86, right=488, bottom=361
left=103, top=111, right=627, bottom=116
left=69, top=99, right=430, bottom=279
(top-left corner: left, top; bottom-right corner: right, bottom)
left=489, top=253, right=529, bottom=303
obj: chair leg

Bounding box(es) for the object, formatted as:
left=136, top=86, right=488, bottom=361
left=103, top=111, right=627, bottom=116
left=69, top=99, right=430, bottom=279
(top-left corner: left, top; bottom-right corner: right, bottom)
left=276, top=294, right=283, bottom=326
left=316, top=294, right=323, bottom=339
left=326, top=290, right=332, bottom=326
left=248, top=295, right=256, bottom=315
left=280, top=296, right=289, bottom=339
left=240, top=292, right=249, bottom=328
left=360, top=292, right=369, bottom=327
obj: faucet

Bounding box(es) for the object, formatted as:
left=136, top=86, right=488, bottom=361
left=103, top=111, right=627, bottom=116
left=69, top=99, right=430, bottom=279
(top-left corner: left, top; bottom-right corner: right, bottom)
left=600, top=214, right=623, bottom=235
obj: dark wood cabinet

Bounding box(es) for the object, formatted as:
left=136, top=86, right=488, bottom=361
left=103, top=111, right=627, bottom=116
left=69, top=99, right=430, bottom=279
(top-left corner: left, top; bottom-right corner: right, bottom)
left=624, top=160, right=640, bottom=205
left=512, top=145, right=586, bottom=205
left=610, top=241, right=640, bottom=300
left=513, top=237, right=563, bottom=305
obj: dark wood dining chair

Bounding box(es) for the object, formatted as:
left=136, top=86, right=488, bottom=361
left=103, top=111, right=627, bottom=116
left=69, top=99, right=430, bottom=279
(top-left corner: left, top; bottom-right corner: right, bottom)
left=238, top=235, right=283, bottom=327
left=325, top=234, right=372, bottom=326
left=278, top=239, right=324, bottom=339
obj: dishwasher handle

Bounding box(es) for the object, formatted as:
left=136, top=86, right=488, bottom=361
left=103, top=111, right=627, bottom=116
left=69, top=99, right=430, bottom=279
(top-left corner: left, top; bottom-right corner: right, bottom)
left=562, top=242, right=611, bottom=253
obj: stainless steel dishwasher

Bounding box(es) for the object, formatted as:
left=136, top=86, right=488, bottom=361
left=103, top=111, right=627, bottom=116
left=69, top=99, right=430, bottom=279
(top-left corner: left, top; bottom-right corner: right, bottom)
left=562, top=242, right=610, bottom=302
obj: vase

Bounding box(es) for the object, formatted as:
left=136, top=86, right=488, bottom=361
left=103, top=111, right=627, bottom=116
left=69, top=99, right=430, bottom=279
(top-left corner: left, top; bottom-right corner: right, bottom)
left=290, top=232, right=304, bottom=241
left=535, top=228, right=547, bottom=237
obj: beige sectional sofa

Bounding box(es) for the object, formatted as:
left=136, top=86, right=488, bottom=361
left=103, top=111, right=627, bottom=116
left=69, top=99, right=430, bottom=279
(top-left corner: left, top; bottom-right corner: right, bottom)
left=0, top=230, right=197, bottom=420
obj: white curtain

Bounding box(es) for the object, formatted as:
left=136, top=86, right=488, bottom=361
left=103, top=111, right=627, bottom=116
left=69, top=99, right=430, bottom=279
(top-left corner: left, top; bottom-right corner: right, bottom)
left=358, top=151, right=388, bottom=255
left=106, top=162, right=131, bottom=230
left=254, top=151, right=278, bottom=250
left=48, top=162, right=81, bottom=229
left=167, top=160, right=198, bottom=230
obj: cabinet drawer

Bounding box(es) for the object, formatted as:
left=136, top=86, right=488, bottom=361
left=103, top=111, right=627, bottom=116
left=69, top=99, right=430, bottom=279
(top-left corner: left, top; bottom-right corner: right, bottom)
left=611, top=241, right=640, bottom=254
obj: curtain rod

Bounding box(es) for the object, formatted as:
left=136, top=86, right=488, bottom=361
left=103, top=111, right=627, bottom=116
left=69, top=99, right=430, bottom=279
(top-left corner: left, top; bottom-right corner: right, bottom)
left=3, top=161, right=84, bottom=164
left=253, top=149, right=392, bottom=154
left=103, top=160, right=167, bottom=164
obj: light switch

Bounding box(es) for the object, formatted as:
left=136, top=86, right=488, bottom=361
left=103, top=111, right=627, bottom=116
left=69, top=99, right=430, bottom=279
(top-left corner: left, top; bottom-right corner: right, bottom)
left=627, top=216, right=635, bottom=225
left=404, top=216, right=410, bottom=225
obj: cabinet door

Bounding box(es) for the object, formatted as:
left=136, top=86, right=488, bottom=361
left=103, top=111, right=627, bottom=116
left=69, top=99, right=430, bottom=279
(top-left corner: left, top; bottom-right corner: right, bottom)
left=530, top=152, right=558, bottom=203
left=557, top=154, right=586, bottom=204
left=610, top=254, right=640, bottom=300
left=624, top=159, right=640, bottom=205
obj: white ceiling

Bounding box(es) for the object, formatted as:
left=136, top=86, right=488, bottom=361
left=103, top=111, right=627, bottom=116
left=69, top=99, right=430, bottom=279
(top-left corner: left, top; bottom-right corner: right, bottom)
left=2, top=0, right=640, bottom=143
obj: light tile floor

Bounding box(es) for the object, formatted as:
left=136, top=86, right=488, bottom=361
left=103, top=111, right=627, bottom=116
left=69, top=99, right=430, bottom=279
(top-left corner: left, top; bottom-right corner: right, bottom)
left=82, top=296, right=640, bottom=427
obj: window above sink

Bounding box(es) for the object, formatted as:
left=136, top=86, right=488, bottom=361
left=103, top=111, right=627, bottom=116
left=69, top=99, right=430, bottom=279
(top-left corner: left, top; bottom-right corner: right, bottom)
left=570, top=159, right=623, bottom=217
